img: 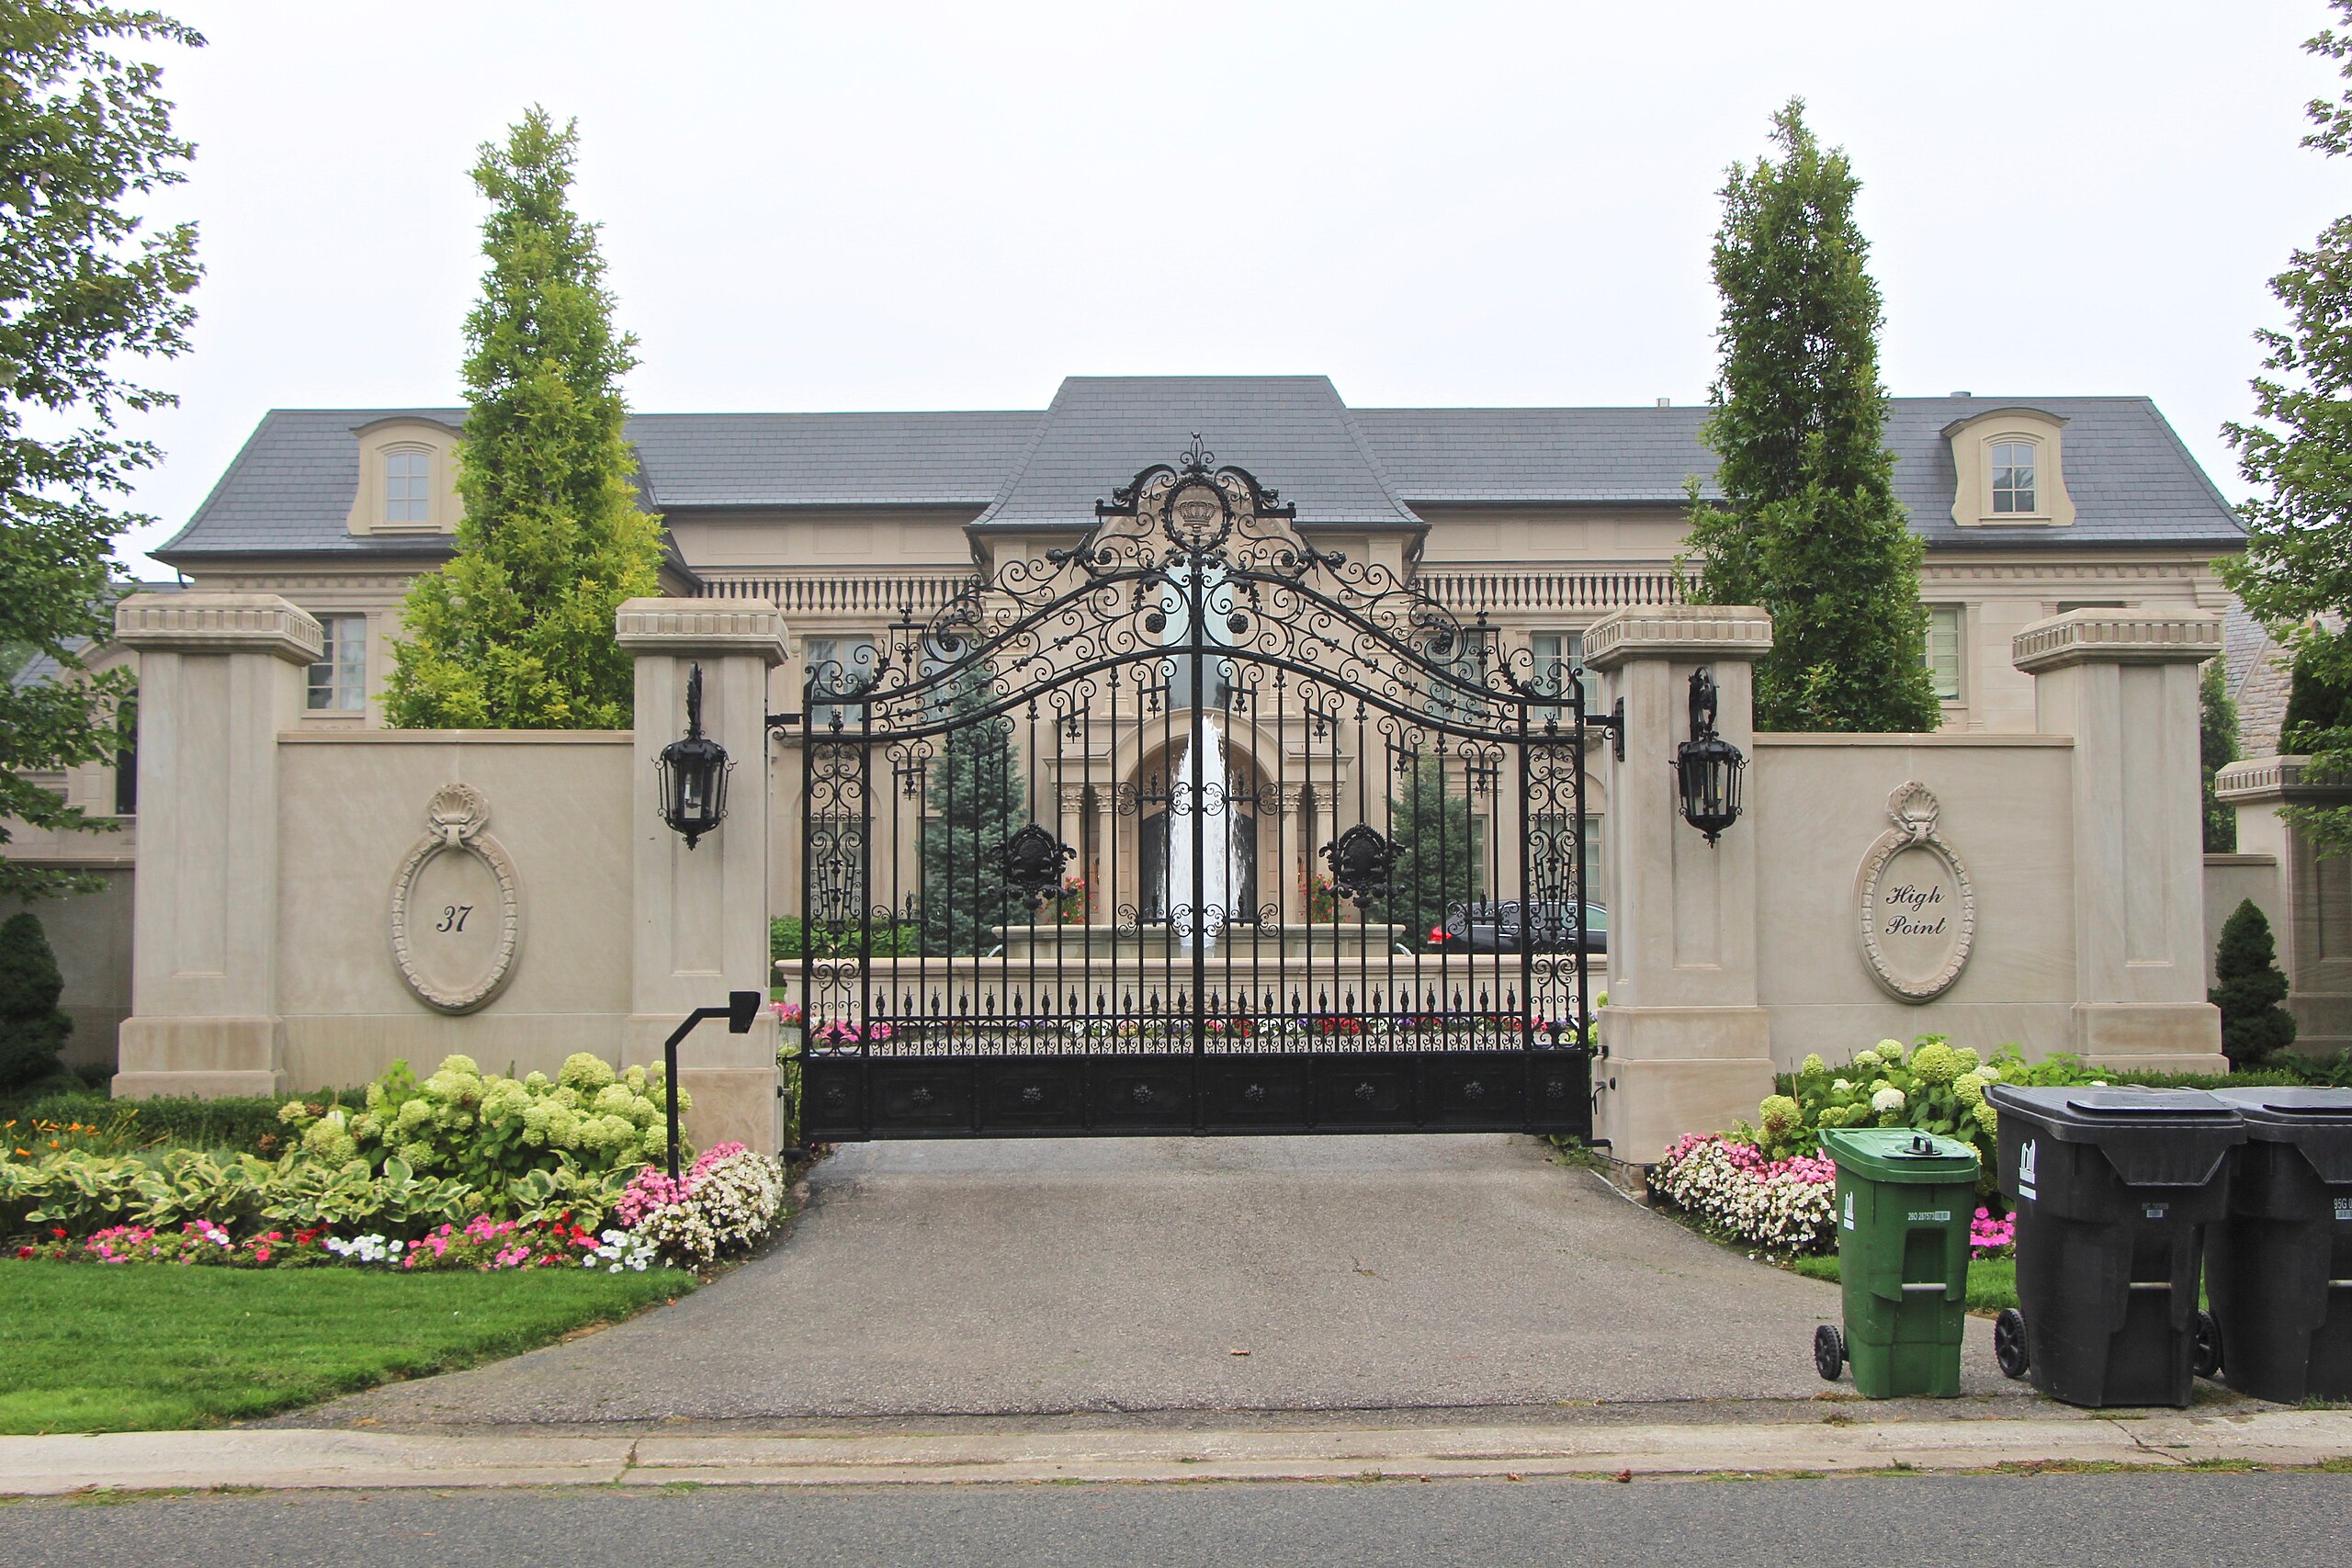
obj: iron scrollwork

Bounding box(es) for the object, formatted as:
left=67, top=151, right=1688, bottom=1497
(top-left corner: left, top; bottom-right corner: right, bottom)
left=999, top=822, right=1076, bottom=907
left=1320, top=823, right=1399, bottom=907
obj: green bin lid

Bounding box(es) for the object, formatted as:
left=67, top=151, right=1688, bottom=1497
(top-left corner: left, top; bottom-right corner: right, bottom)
left=1817, top=1126, right=1981, bottom=1182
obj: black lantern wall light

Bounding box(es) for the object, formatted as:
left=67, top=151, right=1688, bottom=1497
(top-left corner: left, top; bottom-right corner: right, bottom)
left=1675, top=666, right=1745, bottom=845
left=657, top=662, right=731, bottom=849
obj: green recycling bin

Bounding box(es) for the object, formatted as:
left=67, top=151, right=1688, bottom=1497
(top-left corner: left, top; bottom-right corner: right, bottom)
left=1813, top=1128, right=1982, bottom=1398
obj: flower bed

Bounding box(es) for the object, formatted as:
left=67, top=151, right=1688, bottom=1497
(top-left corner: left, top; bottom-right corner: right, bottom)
left=1648, top=1134, right=1837, bottom=1256
left=0, top=1052, right=796, bottom=1276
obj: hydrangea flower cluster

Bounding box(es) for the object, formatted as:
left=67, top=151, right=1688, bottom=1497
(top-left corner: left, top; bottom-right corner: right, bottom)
left=277, top=1053, right=688, bottom=1189
left=1650, top=1134, right=1838, bottom=1256
left=616, top=1143, right=787, bottom=1265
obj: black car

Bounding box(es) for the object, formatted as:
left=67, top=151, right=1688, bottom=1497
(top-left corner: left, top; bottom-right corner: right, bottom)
left=1441, top=900, right=1607, bottom=954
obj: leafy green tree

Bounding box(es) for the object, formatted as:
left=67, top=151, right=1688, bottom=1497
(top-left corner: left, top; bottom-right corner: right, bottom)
left=2211, top=898, right=2297, bottom=1068
left=1681, top=99, right=1940, bottom=734
left=386, top=108, right=662, bottom=729
left=2224, top=4, right=2352, bottom=853
left=0, top=910, right=73, bottom=1090
left=917, top=679, right=1030, bottom=957
left=0, top=4, right=201, bottom=897
left=1370, top=753, right=1478, bottom=953
left=2202, top=658, right=2241, bottom=853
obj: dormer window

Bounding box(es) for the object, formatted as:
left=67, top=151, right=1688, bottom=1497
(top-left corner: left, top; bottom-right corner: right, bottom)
left=1990, top=441, right=2036, bottom=513
left=1944, top=408, right=2075, bottom=527
left=346, top=416, right=463, bottom=536
left=384, top=449, right=431, bottom=524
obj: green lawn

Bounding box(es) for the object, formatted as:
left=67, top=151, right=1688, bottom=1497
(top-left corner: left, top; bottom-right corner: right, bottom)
left=1789, top=1254, right=2018, bottom=1313
left=0, top=1262, right=694, bottom=1434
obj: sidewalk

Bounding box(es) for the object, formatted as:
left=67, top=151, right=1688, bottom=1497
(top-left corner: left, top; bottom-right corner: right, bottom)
left=4, top=1410, right=2348, bottom=1494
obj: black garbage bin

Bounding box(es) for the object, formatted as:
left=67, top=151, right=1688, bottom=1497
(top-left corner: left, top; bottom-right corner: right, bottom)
left=1988, top=1085, right=2245, bottom=1408
left=2204, top=1087, right=2352, bottom=1403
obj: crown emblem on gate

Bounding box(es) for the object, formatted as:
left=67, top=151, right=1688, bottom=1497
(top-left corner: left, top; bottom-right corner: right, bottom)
left=998, top=822, right=1075, bottom=907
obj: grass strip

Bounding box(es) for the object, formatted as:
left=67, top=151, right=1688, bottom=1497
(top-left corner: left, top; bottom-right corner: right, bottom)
left=0, top=1260, right=693, bottom=1434
left=1787, top=1254, right=2018, bottom=1313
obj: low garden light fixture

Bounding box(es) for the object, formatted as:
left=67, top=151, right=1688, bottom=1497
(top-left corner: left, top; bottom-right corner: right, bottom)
left=657, top=662, right=731, bottom=849
left=1675, top=666, right=1745, bottom=845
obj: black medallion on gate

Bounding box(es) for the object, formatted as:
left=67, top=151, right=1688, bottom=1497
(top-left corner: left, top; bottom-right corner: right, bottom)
left=998, top=822, right=1076, bottom=907
left=1320, top=823, right=1399, bottom=907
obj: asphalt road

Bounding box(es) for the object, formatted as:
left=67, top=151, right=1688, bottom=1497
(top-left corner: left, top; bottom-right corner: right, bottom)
left=292, top=1134, right=2030, bottom=1426
left=2, top=1472, right=2346, bottom=1567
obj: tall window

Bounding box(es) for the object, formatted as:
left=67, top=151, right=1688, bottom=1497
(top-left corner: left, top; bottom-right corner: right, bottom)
left=1531, top=814, right=1605, bottom=904
left=1532, top=631, right=1599, bottom=724
left=308, top=615, right=367, bottom=711
left=1990, top=441, right=2036, bottom=514
left=384, top=449, right=431, bottom=524
left=1924, top=604, right=1962, bottom=703
left=807, top=637, right=876, bottom=728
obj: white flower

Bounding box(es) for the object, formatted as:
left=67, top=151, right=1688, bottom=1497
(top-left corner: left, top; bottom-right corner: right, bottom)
left=1871, top=1087, right=1905, bottom=1114
left=1831, top=1078, right=1852, bottom=1094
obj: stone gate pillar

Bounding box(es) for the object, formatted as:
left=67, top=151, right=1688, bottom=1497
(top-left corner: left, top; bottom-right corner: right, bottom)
left=617, top=598, right=788, bottom=1154
left=2014, top=608, right=2225, bottom=1070
left=1584, top=606, right=1775, bottom=1164
left=112, top=593, right=321, bottom=1098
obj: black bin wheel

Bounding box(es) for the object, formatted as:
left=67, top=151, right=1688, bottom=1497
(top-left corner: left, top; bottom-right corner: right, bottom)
left=1994, top=1308, right=2030, bottom=1380
left=1814, top=1323, right=1845, bottom=1382
left=2194, top=1310, right=2223, bottom=1379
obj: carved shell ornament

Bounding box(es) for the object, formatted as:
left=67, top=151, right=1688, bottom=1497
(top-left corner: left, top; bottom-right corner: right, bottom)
left=1854, top=781, right=1976, bottom=1004
left=389, top=783, right=522, bottom=1014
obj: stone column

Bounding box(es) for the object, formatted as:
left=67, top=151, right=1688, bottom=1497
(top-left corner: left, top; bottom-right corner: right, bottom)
left=616, top=598, right=788, bottom=1154
left=2217, top=755, right=2352, bottom=1054
left=1583, top=606, right=1775, bottom=1163
left=2013, top=608, right=2226, bottom=1070
left=112, top=593, right=321, bottom=1099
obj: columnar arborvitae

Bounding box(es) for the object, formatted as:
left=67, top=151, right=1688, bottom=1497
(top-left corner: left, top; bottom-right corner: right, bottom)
left=2224, top=3, right=2352, bottom=853
left=2211, top=898, right=2298, bottom=1068
left=1371, top=753, right=1478, bottom=953
left=0, top=911, right=73, bottom=1091
left=1682, top=99, right=1940, bottom=734
left=386, top=108, right=662, bottom=729
left=918, top=678, right=1030, bottom=957
left=2202, top=658, right=2241, bottom=853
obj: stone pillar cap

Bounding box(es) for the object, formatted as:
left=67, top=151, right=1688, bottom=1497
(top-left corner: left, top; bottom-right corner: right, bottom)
left=1581, top=606, right=1773, bottom=671
left=2215, top=754, right=2352, bottom=804
left=2011, top=607, right=2221, bottom=673
left=113, top=592, right=322, bottom=664
left=615, top=598, right=788, bottom=666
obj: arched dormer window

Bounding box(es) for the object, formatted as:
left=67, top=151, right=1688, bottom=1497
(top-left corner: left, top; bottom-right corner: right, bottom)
left=1944, top=408, right=2075, bottom=527
left=346, top=416, right=463, bottom=536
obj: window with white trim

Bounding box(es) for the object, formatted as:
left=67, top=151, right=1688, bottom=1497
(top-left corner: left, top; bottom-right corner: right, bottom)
left=1532, top=631, right=1600, bottom=725
left=806, top=637, right=876, bottom=729
left=308, top=615, right=368, bottom=712
left=1990, top=441, right=2037, bottom=514
left=1924, top=604, right=1962, bottom=703
left=384, top=449, right=432, bottom=525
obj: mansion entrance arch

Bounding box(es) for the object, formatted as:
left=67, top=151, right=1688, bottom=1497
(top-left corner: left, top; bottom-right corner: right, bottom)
left=791, top=438, right=1613, bottom=1141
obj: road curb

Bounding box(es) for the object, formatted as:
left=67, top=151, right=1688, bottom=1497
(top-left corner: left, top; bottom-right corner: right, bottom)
left=3, top=1412, right=2348, bottom=1495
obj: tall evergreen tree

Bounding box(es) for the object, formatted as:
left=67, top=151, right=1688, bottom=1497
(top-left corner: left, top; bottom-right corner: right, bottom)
left=2202, top=658, right=2241, bottom=853
left=2224, top=3, right=2352, bottom=852
left=1370, top=754, right=1478, bottom=953
left=1682, top=99, right=1940, bottom=733
left=918, top=678, right=1030, bottom=957
left=0, top=4, right=201, bottom=897
left=0, top=909, right=72, bottom=1090
left=386, top=108, right=662, bottom=729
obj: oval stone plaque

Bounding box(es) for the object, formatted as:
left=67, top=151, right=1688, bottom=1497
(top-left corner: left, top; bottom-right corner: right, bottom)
left=390, top=784, right=521, bottom=1014
left=1855, top=782, right=1974, bottom=1003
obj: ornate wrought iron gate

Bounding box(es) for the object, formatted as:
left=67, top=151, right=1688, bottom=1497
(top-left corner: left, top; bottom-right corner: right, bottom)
left=794, top=439, right=1612, bottom=1141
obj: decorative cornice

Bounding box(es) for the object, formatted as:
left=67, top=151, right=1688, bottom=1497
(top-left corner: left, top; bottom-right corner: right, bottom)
left=1581, top=606, right=1773, bottom=671
left=113, top=593, right=322, bottom=665
left=2214, top=755, right=2352, bottom=804
left=613, top=598, right=789, bottom=665
left=2009, top=608, right=2221, bottom=673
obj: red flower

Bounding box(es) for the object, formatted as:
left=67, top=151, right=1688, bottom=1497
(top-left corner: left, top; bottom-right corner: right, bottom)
left=14, top=1246, right=30, bottom=1259
left=50, top=1227, right=65, bottom=1240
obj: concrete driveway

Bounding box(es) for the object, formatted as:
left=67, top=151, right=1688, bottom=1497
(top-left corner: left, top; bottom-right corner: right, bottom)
left=295, top=1134, right=2031, bottom=1427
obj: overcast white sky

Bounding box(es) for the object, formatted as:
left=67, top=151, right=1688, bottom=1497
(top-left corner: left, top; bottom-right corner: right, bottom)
left=107, top=0, right=2348, bottom=572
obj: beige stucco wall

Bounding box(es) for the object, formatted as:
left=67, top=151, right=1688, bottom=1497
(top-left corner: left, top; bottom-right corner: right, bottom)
left=0, top=868, right=134, bottom=1073
left=2203, top=852, right=2282, bottom=991
left=1750, top=735, right=2077, bottom=1065
left=273, top=731, right=635, bottom=1090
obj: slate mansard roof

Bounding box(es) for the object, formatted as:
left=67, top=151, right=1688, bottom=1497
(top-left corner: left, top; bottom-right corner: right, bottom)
left=155, top=377, right=2244, bottom=564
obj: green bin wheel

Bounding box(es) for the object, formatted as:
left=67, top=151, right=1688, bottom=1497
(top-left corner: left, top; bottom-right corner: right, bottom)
left=1994, top=1309, right=2030, bottom=1380
left=2194, top=1311, right=2222, bottom=1379
left=1813, top=1323, right=1844, bottom=1382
